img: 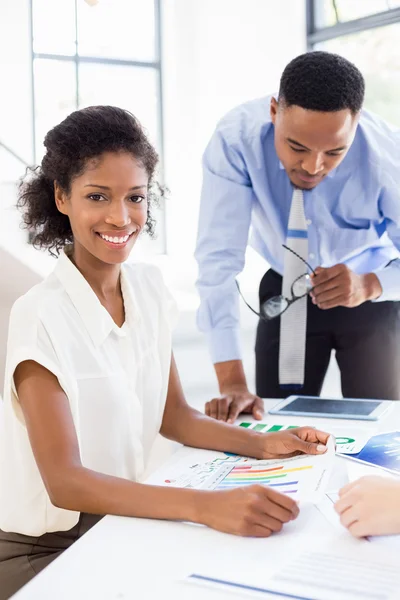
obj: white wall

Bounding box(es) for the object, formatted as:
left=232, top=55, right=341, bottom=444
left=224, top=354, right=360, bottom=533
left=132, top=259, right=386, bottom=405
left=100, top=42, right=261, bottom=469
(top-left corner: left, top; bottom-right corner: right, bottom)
left=162, top=0, right=306, bottom=269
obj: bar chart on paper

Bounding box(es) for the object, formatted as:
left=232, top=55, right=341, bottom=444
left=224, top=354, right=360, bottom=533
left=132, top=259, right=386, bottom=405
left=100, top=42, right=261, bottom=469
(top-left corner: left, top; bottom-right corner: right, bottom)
left=209, top=462, right=313, bottom=495
left=200, top=438, right=335, bottom=502
left=238, top=422, right=299, bottom=432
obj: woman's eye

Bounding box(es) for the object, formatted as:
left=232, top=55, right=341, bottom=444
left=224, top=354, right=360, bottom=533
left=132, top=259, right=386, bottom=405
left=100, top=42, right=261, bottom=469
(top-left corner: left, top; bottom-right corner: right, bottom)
left=289, top=146, right=305, bottom=153
left=129, top=195, right=145, bottom=203
left=88, top=193, right=105, bottom=201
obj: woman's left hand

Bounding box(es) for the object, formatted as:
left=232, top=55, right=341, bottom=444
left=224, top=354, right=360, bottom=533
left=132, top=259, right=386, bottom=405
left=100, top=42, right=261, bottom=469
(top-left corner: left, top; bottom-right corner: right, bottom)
left=261, top=426, right=330, bottom=459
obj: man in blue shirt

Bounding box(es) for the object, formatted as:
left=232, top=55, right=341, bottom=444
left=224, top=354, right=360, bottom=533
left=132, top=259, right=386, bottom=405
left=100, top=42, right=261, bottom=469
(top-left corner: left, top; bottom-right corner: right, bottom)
left=195, top=51, right=400, bottom=422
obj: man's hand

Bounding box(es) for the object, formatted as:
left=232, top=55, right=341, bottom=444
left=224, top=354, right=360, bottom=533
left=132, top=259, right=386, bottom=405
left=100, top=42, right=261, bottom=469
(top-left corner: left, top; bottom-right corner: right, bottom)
left=335, top=476, right=400, bottom=537
left=311, top=264, right=382, bottom=310
left=205, top=386, right=264, bottom=424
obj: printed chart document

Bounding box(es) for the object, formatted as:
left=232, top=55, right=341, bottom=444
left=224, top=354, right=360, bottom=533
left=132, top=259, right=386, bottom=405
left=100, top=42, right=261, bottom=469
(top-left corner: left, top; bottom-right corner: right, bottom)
left=149, top=437, right=335, bottom=503
left=342, top=431, right=400, bottom=472
left=185, top=536, right=400, bottom=600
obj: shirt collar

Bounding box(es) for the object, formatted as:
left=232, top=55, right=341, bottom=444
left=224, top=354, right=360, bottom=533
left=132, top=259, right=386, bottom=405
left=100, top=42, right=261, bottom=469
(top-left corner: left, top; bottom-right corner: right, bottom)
left=278, top=160, right=336, bottom=179
left=54, top=248, right=138, bottom=346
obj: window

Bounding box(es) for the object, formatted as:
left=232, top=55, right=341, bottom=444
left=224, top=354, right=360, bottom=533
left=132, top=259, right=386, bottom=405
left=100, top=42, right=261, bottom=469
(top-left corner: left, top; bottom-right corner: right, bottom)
left=30, top=0, right=164, bottom=252
left=307, top=1, right=400, bottom=126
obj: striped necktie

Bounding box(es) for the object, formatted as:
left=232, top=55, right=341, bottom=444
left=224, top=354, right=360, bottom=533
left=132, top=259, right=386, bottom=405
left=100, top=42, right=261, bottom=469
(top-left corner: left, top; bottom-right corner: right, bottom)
left=279, top=188, right=308, bottom=388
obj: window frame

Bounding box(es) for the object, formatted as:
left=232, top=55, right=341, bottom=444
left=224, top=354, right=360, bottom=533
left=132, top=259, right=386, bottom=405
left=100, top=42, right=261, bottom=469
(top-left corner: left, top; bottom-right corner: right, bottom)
left=28, top=0, right=166, bottom=252
left=306, top=1, right=400, bottom=48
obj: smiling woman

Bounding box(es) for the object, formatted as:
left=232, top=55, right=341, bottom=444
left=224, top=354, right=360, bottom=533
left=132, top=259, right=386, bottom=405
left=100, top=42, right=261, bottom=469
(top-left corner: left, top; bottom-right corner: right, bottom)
left=0, top=105, right=329, bottom=600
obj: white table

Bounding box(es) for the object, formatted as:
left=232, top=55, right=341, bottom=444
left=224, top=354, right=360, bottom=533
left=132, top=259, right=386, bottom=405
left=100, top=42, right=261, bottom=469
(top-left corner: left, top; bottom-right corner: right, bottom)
left=13, top=400, right=400, bottom=600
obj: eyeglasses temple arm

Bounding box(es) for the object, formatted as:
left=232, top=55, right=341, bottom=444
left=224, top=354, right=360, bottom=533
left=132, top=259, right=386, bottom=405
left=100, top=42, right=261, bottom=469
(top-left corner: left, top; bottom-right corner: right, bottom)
left=235, top=280, right=263, bottom=318
left=282, top=244, right=316, bottom=276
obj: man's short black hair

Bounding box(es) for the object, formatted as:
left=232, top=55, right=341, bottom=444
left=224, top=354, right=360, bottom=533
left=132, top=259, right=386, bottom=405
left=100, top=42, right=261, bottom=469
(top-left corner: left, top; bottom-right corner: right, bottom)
left=278, top=51, right=365, bottom=114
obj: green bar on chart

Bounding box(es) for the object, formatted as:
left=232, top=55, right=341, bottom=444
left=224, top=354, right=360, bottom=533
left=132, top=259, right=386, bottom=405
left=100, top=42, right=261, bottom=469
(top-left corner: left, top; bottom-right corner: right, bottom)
left=267, top=425, right=283, bottom=432
left=239, top=422, right=251, bottom=428
left=253, top=423, right=267, bottom=432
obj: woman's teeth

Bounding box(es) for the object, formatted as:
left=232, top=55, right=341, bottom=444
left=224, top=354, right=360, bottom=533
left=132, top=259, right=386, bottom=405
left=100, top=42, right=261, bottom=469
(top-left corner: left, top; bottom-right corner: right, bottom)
left=99, top=233, right=131, bottom=244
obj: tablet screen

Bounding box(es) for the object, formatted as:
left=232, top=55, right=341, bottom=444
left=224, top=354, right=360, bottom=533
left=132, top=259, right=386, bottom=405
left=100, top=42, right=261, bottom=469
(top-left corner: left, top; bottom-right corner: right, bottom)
left=281, top=397, right=381, bottom=416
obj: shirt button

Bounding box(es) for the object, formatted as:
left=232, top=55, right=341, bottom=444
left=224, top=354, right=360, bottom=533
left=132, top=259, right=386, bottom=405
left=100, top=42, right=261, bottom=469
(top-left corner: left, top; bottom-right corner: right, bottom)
left=309, top=253, right=315, bottom=259
left=306, top=219, right=312, bottom=225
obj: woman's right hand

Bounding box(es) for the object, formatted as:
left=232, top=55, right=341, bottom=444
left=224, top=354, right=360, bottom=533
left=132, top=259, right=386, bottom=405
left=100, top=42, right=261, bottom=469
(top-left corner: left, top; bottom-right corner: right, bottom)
left=198, top=485, right=299, bottom=537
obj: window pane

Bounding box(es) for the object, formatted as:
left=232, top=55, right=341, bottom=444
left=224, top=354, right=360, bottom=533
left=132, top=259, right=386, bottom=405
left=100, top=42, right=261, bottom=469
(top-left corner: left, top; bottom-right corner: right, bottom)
left=316, top=0, right=400, bottom=28
left=318, top=23, right=400, bottom=127
left=78, top=63, right=159, bottom=146
left=78, top=62, right=163, bottom=253
left=34, top=59, right=77, bottom=159
left=32, top=0, right=76, bottom=55
left=77, top=0, right=156, bottom=62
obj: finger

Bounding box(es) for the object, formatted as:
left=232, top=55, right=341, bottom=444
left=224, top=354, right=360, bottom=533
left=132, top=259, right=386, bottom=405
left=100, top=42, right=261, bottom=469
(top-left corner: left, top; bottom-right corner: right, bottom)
left=252, top=396, right=264, bottom=420
left=289, top=434, right=327, bottom=455
left=312, top=279, right=341, bottom=298
left=348, top=520, right=368, bottom=538
left=226, top=399, right=247, bottom=424
left=262, top=486, right=299, bottom=517
left=338, top=480, right=359, bottom=497
left=216, top=396, right=230, bottom=421
left=259, top=498, right=297, bottom=523
left=335, top=495, right=355, bottom=517
left=312, top=264, right=345, bottom=285
left=340, top=506, right=359, bottom=529
left=254, top=512, right=286, bottom=533
left=208, top=398, right=219, bottom=420
left=295, top=427, right=330, bottom=446
left=205, top=401, right=210, bottom=417
left=245, top=524, right=273, bottom=538
left=312, top=286, right=343, bottom=304
left=316, top=294, right=348, bottom=310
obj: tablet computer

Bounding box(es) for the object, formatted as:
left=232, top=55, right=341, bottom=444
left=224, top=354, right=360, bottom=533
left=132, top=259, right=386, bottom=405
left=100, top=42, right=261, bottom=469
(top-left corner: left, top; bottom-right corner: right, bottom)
left=269, top=396, right=392, bottom=421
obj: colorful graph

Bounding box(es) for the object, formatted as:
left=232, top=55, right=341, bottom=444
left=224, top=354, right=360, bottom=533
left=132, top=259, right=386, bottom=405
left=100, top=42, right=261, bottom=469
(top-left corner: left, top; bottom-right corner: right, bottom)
left=239, top=422, right=299, bottom=432
left=214, top=463, right=313, bottom=494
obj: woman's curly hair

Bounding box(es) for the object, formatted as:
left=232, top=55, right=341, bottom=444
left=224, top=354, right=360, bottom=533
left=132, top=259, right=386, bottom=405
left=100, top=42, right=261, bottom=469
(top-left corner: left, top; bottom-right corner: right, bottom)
left=18, top=105, right=162, bottom=256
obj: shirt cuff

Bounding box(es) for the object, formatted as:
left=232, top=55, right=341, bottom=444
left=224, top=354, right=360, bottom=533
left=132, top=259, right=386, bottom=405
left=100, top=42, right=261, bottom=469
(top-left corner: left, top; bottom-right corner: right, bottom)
left=206, top=328, right=242, bottom=364
left=374, top=266, right=400, bottom=302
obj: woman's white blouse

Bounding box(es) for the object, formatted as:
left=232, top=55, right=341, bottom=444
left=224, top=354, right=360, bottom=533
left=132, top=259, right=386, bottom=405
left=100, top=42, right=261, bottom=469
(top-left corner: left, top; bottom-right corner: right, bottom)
left=0, top=250, right=178, bottom=536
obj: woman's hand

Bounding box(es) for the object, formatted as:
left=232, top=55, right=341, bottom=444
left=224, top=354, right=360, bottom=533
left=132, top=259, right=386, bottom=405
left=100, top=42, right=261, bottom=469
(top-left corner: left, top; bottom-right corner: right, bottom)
left=260, top=426, right=330, bottom=459
left=199, top=485, right=299, bottom=537
left=335, top=476, right=400, bottom=537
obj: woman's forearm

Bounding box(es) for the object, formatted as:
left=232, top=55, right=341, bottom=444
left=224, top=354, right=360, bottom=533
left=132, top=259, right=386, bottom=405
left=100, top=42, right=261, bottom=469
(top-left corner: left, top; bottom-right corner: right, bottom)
left=161, top=405, right=264, bottom=458
left=49, top=465, right=209, bottom=522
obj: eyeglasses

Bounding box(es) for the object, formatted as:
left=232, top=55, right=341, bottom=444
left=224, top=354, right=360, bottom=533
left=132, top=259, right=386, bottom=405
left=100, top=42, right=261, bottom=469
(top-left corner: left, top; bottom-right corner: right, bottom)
left=236, top=244, right=316, bottom=321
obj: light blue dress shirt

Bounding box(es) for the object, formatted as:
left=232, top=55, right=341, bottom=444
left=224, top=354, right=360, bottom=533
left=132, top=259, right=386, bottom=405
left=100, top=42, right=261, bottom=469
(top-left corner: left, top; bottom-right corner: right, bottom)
left=195, top=95, right=400, bottom=364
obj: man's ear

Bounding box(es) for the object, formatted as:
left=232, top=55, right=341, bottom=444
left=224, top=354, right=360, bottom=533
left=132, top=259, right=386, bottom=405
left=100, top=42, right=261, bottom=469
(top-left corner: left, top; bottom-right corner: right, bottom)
left=270, top=97, right=279, bottom=125
left=54, top=182, right=68, bottom=216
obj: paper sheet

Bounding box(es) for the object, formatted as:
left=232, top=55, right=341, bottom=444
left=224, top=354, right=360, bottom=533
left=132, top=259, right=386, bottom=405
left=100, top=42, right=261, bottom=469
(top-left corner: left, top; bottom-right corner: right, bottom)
left=155, top=437, right=335, bottom=504
left=185, top=537, right=400, bottom=600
